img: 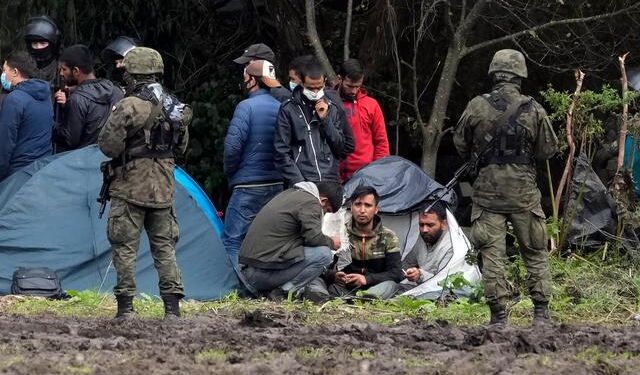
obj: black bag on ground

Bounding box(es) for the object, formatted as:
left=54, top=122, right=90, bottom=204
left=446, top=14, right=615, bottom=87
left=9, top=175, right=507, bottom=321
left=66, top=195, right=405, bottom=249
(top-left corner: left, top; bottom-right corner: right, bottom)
left=11, top=267, right=64, bottom=299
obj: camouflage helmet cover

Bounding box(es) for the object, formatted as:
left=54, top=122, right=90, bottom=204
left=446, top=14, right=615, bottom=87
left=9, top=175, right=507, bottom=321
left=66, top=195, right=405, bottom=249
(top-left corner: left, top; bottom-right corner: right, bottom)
left=123, top=47, right=164, bottom=75
left=488, top=49, right=528, bottom=78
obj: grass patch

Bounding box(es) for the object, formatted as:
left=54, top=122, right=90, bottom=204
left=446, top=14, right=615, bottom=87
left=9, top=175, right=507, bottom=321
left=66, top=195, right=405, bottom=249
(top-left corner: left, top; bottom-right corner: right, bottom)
left=350, top=348, right=376, bottom=360
left=63, top=364, right=94, bottom=374
left=2, top=254, right=639, bottom=327
left=576, top=346, right=640, bottom=367
left=0, top=356, right=25, bottom=370
left=295, top=346, right=333, bottom=361
left=194, top=348, right=228, bottom=364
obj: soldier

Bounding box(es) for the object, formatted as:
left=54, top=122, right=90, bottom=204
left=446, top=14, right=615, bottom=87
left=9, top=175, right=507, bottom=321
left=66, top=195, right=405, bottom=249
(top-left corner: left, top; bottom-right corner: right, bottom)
left=24, top=15, right=61, bottom=85
left=453, top=49, right=558, bottom=325
left=98, top=47, right=191, bottom=320
left=101, top=36, right=140, bottom=85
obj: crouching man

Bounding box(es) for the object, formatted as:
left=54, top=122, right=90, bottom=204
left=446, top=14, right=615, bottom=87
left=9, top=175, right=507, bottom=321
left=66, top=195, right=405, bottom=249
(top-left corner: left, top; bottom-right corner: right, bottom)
left=324, top=186, right=402, bottom=300
left=239, top=181, right=343, bottom=300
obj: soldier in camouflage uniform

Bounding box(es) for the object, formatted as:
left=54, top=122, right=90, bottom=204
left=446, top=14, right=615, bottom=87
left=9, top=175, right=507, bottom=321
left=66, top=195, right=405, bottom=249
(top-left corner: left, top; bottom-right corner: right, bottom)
left=453, top=49, right=558, bottom=325
left=98, top=47, right=190, bottom=319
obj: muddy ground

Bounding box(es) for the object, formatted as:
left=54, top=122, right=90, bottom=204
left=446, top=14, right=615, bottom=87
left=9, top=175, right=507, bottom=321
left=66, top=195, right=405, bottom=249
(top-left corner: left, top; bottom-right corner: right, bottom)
left=0, top=311, right=639, bottom=374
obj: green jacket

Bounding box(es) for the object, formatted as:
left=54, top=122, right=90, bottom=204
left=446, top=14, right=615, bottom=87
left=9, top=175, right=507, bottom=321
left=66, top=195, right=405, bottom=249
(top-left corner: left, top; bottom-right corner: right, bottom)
left=239, top=186, right=333, bottom=269
left=453, top=82, right=558, bottom=213
left=98, top=86, right=188, bottom=208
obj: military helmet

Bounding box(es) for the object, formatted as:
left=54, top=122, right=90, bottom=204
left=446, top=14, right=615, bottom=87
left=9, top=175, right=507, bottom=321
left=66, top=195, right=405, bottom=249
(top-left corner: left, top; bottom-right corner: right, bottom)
left=24, top=15, right=60, bottom=44
left=101, top=36, right=139, bottom=62
left=123, top=47, right=164, bottom=74
left=488, top=49, right=527, bottom=78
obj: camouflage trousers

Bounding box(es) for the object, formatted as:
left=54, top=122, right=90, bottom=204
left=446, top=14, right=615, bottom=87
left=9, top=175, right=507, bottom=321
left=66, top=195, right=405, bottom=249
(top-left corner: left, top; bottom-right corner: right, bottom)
left=107, top=197, right=184, bottom=297
left=470, top=204, right=551, bottom=307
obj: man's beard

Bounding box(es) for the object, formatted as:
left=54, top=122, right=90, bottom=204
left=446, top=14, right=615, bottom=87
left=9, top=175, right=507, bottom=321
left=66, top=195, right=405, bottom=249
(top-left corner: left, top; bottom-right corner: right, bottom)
left=63, top=76, right=78, bottom=87
left=421, top=228, right=443, bottom=245
left=340, top=88, right=355, bottom=101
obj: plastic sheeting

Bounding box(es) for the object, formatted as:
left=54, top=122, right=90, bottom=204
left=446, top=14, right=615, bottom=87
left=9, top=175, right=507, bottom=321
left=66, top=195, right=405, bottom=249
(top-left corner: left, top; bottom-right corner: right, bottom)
left=0, top=145, right=240, bottom=300
left=400, top=209, right=481, bottom=298
left=343, top=156, right=456, bottom=215
left=564, top=152, right=617, bottom=250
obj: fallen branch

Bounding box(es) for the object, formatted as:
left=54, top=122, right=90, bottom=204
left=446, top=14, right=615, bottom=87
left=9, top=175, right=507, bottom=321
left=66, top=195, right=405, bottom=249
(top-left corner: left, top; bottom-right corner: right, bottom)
left=555, top=69, right=586, bottom=211
left=616, top=52, right=630, bottom=174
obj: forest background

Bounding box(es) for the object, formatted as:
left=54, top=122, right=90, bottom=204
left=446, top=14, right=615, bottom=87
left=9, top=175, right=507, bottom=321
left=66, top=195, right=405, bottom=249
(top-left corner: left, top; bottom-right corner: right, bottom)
left=1, top=0, right=640, bottom=213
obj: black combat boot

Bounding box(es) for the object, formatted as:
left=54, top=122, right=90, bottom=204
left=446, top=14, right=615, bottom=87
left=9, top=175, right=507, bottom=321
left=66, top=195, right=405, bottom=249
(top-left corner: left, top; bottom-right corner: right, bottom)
left=533, top=301, right=551, bottom=325
left=115, top=295, right=134, bottom=319
left=489, top=304, right=507, bottom=325
left=162, top=294, right=181, bottom=320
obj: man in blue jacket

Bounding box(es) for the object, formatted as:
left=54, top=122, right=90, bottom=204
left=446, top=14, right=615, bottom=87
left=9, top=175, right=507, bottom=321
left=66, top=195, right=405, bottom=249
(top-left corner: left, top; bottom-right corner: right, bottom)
left=223, top=59, right=284, bottom=267
left=0, top=51, right=53, bottom=181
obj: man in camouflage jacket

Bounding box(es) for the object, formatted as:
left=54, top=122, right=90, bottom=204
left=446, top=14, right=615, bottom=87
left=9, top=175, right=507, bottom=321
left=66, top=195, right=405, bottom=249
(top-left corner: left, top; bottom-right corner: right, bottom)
left=98, top=47, right=189, bottom=320
left=325, top=186, right=403, bottom=300
left=453, top=49, right=558, bottom=325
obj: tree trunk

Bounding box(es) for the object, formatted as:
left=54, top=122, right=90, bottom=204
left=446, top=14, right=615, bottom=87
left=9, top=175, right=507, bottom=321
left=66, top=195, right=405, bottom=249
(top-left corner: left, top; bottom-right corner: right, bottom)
left=343, top=0, right=353, bottom=61
left=421, top=41, right=463, bottom=175
left=267, top=0, right=306, bottom=67
left=305, top=0, right=337, bottom=84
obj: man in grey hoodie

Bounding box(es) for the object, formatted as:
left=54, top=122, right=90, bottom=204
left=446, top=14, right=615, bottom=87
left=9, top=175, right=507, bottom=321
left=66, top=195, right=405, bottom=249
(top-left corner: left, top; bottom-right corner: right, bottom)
left=239, top=181, right=343, bottom=299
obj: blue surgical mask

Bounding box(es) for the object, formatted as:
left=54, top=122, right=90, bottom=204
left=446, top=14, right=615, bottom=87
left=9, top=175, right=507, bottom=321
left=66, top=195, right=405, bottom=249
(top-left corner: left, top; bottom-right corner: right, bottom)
left=1, top=72, right=11, bottom=91
left=289, top=81, right=298, bottom=91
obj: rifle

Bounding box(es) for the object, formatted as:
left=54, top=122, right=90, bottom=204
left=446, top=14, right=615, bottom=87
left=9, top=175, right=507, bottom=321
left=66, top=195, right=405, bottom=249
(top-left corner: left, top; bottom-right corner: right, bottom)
left=424, top=133, right=496, bottom=213
left=97, top=161, right=116, bottom=219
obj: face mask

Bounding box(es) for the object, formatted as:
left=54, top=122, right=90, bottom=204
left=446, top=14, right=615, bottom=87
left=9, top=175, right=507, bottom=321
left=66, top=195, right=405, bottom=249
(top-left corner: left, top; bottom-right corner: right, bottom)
left=28, top=46, right=54, bottom=67
left=303, top=87, right=324, bottom=102
left=1, top=72, right=11, bottom=91
left=289, top=81, right=298, bottom=91
left=240, top=78, right=257, bottom=94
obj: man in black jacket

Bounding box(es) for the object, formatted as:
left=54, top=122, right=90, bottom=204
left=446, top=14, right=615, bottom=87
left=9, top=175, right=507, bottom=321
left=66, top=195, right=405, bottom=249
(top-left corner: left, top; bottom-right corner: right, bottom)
left=274, top=58, right=355, bottom=185
left=54, top=44, right=123, bottom=152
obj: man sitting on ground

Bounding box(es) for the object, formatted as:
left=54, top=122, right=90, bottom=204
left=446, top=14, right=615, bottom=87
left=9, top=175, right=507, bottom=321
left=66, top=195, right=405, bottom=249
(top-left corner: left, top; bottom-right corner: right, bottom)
left=239, top=181, right=343, bottom=300
left=397, top=201, right=455, bottom=297
left=322, top=186, right=402, bottom=300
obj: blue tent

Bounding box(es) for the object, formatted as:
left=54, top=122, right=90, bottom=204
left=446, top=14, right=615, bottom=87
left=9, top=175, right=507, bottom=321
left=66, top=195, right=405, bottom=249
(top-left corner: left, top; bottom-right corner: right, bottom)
left=0, top=146, right=240, bottom=300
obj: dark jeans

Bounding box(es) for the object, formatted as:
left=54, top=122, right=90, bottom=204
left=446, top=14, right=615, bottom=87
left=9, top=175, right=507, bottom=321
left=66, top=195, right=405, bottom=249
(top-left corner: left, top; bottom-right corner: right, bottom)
left=222, top=184, right=283, bottom=268
left=242, top=246, right=333, bottom=294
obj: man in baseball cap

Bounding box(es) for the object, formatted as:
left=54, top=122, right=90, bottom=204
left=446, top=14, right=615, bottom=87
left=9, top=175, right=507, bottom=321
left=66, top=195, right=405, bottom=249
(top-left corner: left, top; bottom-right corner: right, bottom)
left=223, top=59, right=284, bottom=267
left=233, top=43, right=290, bottom=102
left=233, top=43, right=276, bottom=65
left=245, top=60, right=280, bottom=88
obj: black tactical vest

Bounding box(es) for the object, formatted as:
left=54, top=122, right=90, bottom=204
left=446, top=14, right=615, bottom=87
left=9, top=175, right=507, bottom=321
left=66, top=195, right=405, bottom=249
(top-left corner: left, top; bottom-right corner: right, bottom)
left=125, top=84, right=183, bottom=160
left=480, top=90, right=535, bottom=167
